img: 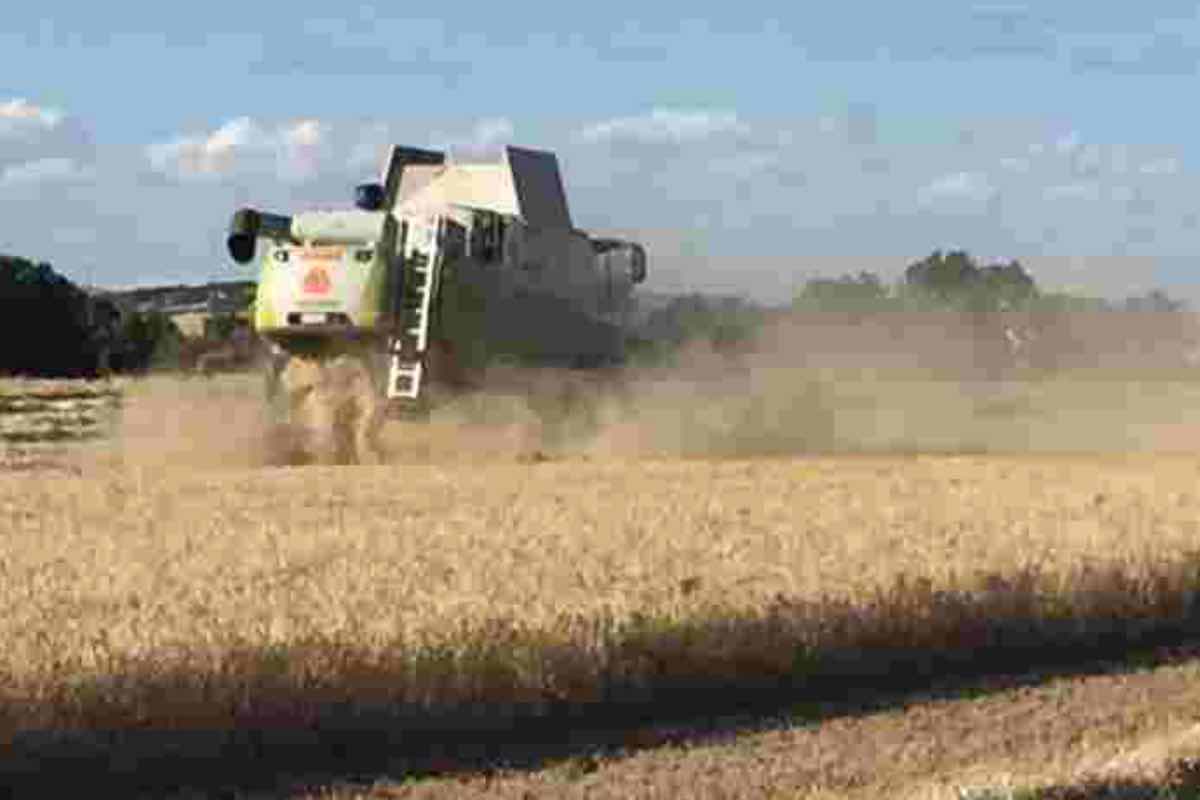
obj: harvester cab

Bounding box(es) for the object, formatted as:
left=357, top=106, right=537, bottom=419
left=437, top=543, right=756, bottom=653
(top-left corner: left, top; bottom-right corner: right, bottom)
left=225, top=143, right=647, bottom=428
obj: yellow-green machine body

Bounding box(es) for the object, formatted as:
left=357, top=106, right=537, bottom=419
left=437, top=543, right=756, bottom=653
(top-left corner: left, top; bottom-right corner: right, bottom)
left=227, top=145, right=647, bottom=408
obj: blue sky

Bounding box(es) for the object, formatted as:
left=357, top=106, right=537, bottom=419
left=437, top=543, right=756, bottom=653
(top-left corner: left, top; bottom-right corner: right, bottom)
left=4, top=3, right=1200, bottom=301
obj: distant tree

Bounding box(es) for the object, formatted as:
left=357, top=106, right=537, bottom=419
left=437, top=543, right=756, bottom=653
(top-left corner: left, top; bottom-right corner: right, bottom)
left=635, top=293, right=765, bottom=357
left=1118, top=288, right=1187, bottom=313
left=115, top=311, right=183, bottom=372
left=794, top=271, right=892, bottom=312
left=974, top=261, right=1037, bottom=310
left=904, top=250, right=979, bottom=300
left=203, top=311, right=241, bottom=341
left=1026, top=291, right=1110, bottom=314
left=902, top=250, right=1036, bottom=312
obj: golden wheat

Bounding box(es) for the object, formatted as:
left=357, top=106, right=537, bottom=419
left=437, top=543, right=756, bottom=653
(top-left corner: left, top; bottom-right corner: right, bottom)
left=3, top=438, right=1200, bottom=737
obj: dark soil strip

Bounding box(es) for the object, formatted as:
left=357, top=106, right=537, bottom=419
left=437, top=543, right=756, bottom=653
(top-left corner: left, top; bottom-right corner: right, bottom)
left=1027, top=758, right=1200, bottom=798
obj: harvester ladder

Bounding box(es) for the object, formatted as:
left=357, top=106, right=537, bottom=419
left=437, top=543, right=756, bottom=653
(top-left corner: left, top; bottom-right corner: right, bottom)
left=387, top=218, right=444, bottom=400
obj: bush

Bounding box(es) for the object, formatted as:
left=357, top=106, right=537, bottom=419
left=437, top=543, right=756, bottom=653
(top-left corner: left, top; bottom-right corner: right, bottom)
left=633, top=294, right=766, bottom=363
left=114, top=311, right=184, bottom=372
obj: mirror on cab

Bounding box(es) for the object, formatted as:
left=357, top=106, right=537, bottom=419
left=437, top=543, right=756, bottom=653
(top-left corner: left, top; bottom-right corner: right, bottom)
left=227, top=208, right=261, bottom=264
left=226, top=208, right=295, bottom=265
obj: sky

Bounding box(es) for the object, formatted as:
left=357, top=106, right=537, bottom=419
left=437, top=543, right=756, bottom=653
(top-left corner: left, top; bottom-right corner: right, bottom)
left=4, top=2, right=1200, bottom=303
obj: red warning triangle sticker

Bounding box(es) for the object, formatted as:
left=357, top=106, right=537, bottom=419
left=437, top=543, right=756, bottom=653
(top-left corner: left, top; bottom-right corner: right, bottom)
left=303, top=266, right=331, bottom=295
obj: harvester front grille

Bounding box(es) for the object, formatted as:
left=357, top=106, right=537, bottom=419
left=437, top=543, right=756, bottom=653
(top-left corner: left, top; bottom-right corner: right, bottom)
left=286, top=312, right=352, bottom=326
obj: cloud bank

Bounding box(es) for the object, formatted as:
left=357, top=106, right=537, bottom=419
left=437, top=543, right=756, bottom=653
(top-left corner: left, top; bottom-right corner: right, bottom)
left=1, top=98, right=1198, bottom=304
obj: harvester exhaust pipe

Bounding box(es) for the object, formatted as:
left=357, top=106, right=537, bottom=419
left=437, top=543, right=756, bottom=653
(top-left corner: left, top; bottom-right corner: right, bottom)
left=227, top=207, right=294, bottom=264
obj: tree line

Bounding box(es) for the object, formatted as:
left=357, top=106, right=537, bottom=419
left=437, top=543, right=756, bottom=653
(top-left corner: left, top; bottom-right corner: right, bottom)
left=632, top=250, right=1191, bottom=359
left=793, top=250, right=1186, bottom=315
left=0, top=254, right=185, bottom=378
left=1, top=248, right=1191, bottom=377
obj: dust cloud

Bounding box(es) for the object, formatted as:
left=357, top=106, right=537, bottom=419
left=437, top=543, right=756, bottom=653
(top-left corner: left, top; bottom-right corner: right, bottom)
left=427, top=309, right=1200, bottom=460
left=90, top=373, right=284, bottom=474
left=89, top=309, right=1200, bottom=473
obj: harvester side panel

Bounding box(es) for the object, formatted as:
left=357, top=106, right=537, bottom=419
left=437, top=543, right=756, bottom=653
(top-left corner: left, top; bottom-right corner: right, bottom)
left=504, top=147, right=573, bottom=229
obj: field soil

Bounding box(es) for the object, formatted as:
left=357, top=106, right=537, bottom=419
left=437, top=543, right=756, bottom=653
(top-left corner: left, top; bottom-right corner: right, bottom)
left=306, top=654, right=1200, bottom=798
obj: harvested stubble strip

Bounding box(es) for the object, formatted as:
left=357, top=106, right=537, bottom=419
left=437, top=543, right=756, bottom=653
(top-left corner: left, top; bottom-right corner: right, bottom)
left=0, top=378, right=122, bottom=400
left=3, top=456, right=1200, bottom=738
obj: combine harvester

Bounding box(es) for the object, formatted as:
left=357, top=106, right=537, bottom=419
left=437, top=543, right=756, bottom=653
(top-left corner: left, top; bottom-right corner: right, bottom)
left=225, top=145, right=647, bottom=463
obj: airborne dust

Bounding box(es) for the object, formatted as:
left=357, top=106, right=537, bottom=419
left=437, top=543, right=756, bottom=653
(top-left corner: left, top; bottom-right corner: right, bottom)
left=90, top=308, right=1200, bottom=473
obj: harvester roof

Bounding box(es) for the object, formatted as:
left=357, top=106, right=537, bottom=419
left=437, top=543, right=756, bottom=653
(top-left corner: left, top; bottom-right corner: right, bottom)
left=394, top=146, right=573, bottom=230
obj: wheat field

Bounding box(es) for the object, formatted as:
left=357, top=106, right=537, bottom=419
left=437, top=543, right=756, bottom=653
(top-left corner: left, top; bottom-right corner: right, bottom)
left=4, top=356, right=1200, bottom=796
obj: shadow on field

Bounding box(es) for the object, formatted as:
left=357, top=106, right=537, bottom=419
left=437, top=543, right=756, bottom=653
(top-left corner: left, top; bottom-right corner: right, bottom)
left=1023, top=758, right=1200, bottom=798
left=7, top=595, right=1200, bottom=798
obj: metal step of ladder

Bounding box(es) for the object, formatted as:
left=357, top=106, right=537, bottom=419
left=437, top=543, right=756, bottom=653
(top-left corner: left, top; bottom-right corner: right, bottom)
left=387, top=219, right=443, bottom=400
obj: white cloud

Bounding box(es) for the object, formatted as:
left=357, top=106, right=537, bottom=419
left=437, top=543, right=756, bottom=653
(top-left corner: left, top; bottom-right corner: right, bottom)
left=343, top=117, right=517, bottom=175
left=471, top=118, right=514, bottom=147
left=146, top=116, right=256, bottom=178
left=1073, top=142, right=1103, bottom=175
left=999, top=156, right=1030, bottom=172
left=1043, top=182, right=1100, bottom=201
left=1109, top=143, right=1130, bottom=174
left=346, top=122, right=392, bottom=174
left=917, top=171, right=995, bottom=206
left=280, top=119, right=324, bottom=180
left=1109, top=185, right=1134, bottom=204
left=146, top=116, right=327, bottom=181
left=1055, top=130, right=1080, bottom=156
left=431, top=117, right=515, bottom=159
left=286, top=119, right=322, bottom=148
left=4, top=106, right=1197, bottom=307
left=0, top=156, right=93, bottom=186
left=577, top=108, right=749, bottom=145
left=1140, top=157, right=1180, bottom=175
left=0, top=98, right=64, bottom=138
left=708, top=151, right=778, bottom=179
